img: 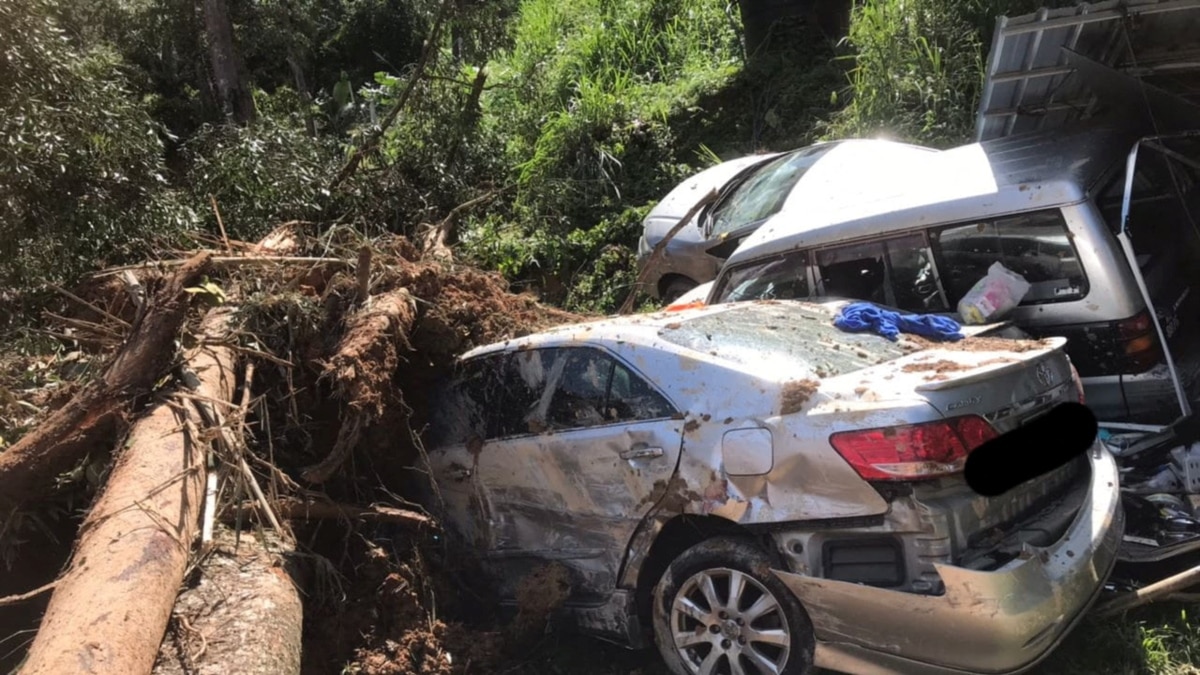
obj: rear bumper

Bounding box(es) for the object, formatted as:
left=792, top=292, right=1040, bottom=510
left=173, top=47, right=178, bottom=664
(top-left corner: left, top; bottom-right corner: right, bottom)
left=773, top=441, right=1124, bottom=675
left=1081, top=366, right=1185, bottom=422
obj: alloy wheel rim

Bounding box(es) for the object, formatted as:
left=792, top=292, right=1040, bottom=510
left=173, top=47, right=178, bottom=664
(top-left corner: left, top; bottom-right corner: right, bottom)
left=669, top=567, right=791, bottom=675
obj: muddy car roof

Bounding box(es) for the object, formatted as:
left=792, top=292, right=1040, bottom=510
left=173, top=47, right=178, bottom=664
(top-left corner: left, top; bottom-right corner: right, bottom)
left=458, top=300, right=845, bottom=360
left=726, top=124, right=1141, bottom=267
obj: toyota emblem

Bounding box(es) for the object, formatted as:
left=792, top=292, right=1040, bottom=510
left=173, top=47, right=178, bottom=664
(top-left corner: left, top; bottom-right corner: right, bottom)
left=1035, top=361, right=1056, bottom=388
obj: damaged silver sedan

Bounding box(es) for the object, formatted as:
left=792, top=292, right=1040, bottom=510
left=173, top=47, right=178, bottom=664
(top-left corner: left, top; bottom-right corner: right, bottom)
left=425, top=300, right=1124, bottom=675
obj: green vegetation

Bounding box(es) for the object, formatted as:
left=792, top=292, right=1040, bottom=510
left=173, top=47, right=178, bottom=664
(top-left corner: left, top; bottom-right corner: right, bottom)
left=6, top=1, right=1200, bottom=671
left=2, top=0, right=1099, bottom=319
left=1038, top=605, right=1200, bottom=674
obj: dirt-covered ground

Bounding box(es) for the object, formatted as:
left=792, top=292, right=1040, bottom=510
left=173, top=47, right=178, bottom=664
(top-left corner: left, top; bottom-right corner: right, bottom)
left=3, top=229, right=1200, bottom=675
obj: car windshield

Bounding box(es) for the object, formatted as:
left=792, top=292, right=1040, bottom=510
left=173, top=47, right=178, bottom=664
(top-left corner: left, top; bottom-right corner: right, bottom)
left=708, top=144, right=838, bottom=238
left=658, top=303, right=909, bottom=377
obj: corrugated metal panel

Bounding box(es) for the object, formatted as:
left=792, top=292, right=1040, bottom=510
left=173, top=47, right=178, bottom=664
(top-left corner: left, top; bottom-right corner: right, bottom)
left=976, top=0, right=1200, bottom=142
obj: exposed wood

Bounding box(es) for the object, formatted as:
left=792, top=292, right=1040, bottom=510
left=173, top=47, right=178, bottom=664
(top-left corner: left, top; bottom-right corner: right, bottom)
left=327, top=0, right=455, bottom=193
left=618, top=188, right=718, bottom=314
left=121, top=270, right=147, bottom=324
left=19, top=308, right=238, bottom=675
left=302, top=288, right=416, bottom=483
left=210, top=195, right=231, bottom=252
left=152, top=527, right=302, bottom=675
left=0, top=253, right=213, bottom=510
left=419, top=187, right=506, bottom=259
left=1096, top=562, right=1200, bottom=616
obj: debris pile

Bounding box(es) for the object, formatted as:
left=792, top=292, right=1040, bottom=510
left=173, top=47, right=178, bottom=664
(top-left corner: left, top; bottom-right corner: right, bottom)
left=0, top=225, right=589, bottom=674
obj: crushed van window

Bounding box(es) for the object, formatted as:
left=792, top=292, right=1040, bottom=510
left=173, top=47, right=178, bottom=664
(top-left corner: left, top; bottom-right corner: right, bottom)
left=658, top=303, right=910, bottom=377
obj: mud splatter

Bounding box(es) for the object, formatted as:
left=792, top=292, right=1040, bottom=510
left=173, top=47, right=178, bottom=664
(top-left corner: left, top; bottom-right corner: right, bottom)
left=509, top=563, right=572, bottom=644
left=905, top=335, right=1050, bottom=353
left=639, top=476, right=702, bottom=511
left=901, top=359, right=974, bottom=374
left=780, top=379, right=820, bottom=415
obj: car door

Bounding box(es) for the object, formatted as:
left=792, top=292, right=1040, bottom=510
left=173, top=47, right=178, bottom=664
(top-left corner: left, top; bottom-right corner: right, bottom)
left=472, top=345, right=684, bottom=601
left=424, top=353, right=511, bottom=553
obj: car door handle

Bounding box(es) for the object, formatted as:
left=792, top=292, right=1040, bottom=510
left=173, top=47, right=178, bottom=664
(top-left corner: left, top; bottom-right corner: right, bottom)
left=620, top=446, right=664, bottom=460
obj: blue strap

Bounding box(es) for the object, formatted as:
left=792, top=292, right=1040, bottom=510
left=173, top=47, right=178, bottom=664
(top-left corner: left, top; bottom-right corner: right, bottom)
left=833, top=302, right=964, bottom=342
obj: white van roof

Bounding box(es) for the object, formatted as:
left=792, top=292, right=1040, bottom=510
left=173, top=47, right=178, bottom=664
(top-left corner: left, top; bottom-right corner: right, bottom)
left=725, top=124, right=1140, bottom=268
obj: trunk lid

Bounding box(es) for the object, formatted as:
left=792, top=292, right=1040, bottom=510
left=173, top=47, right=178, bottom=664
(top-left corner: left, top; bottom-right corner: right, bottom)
left=822, top=335, right=1077, bottom=434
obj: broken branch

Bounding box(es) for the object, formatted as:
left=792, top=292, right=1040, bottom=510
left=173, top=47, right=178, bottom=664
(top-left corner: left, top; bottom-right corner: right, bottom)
left=326, top=0, right=455, bottom=193
left=227, top=499, right=433, bottom=528
left=48, top=283, right=132, bottom=329
left=0, top=579, right=59, bottom=607
left=1095, top=561, right=1200, bottom=617
left=0, top=253, right=213, bottom=510
left=618, top=187, right=718, bottom=314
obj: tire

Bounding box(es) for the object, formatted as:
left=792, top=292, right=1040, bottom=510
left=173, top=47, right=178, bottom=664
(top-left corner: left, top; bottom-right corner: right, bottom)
left=661, top=278, right=698, bottom=305
left=651, top=537, right=816, bottom=675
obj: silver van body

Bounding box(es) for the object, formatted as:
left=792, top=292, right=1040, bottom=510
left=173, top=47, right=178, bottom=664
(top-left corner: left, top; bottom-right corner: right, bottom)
left=707, top=124, right=1200, bottom=424
left=636, top=140, right=938, bottom=302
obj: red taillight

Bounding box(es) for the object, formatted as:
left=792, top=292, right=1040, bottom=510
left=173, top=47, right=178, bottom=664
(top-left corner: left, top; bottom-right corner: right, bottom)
left=1117, top=310, right=1163, bottom=373
left=1116, top=310, right=1154, bottom=339
left=829, top=415, right=999, bottom=481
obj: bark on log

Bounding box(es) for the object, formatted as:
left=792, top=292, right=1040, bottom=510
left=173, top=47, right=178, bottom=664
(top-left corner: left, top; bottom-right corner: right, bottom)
left=19, top=308, right=238, bottom=675
left=152, top=526, right=302, bottom=675
left=0, top=253, right=213, bottom=510
left=303, top=288, right=417, bottom=483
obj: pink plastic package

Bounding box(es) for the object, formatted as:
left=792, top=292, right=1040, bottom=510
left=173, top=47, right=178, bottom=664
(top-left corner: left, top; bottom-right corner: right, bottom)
left=957, top=262, right=1031, bottom=324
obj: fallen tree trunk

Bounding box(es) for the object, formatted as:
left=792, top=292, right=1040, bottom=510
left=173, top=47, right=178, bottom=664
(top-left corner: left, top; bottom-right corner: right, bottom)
left=19, top=307, right=237, bottom=675
left=303, top=288, right=417, bottom=483
left=0, top=252, right=213, bottom=510
left=152, top=526, right=302, bottom=675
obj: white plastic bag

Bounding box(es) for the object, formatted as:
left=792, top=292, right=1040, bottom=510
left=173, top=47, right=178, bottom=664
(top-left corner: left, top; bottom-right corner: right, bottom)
left=956, top=262, right=1031, bottom=324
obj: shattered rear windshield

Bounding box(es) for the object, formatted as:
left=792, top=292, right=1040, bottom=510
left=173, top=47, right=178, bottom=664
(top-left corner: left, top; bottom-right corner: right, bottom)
left=658, top=302, right=911, bottom=377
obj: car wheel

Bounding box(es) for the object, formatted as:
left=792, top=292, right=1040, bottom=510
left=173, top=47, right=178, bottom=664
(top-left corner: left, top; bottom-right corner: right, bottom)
left=652, top=537, right=816, bottom=675
left=662, top=278, right=698, bottom=305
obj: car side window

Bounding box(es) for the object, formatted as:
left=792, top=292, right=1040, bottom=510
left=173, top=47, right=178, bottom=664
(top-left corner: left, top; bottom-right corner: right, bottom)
left=608, top=359, right=675, bottom=421
left=931, top=210, right=1087, bottom=305
left=546, top=348, right=675, bottom=431
left=814, top=234, right=946, bottom=313
left=547, top=349, right=613, bottom=429
left=496, top=349, right=559, bottom=437
left=429, top=355, right=507, bottom=447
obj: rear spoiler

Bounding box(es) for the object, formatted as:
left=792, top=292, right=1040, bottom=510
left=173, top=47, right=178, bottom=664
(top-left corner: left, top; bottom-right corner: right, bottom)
left=914, top=336, right=1068, bottom=392
left=959, top=320, right=1012, bottom=338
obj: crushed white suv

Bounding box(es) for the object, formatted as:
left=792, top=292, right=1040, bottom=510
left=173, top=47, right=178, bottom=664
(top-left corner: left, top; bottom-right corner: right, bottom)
left=424, top=299, right=1123, bottom=675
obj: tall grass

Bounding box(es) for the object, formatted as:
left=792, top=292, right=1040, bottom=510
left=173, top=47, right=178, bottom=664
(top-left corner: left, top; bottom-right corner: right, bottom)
left=821, top=0, right=983, bottom=147
left=461, top=0, right=743, bottom=310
